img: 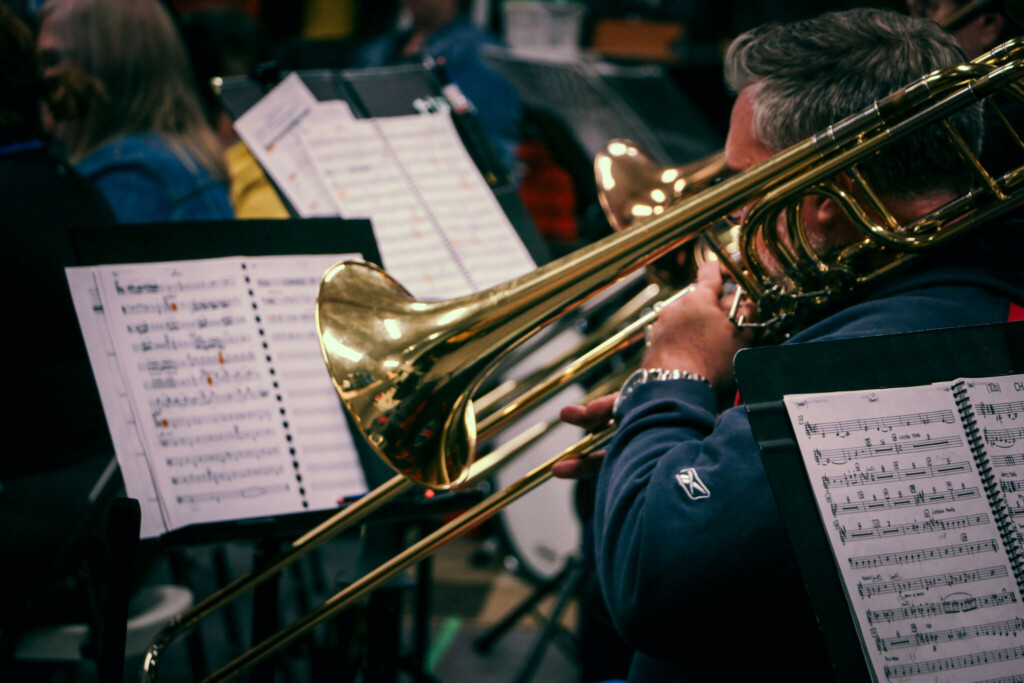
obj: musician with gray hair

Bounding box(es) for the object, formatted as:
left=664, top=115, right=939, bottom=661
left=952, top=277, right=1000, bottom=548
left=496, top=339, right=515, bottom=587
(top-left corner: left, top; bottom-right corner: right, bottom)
left=559, top=8, right=1024, bottom=679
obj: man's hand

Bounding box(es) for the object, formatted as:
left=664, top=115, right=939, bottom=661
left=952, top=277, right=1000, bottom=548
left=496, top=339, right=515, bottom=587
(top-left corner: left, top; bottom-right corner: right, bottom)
left=553, top=393, right=616, bottom=479
left=642, top=261, right=753, bottom=392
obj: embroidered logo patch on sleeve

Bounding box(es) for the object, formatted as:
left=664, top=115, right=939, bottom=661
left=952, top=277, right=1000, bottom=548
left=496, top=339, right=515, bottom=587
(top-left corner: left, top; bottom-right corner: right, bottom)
left=675, top=467, right=710, bottom=500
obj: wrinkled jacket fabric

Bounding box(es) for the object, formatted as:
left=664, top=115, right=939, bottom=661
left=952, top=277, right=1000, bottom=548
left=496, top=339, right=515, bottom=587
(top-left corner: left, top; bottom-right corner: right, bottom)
left=77, top=132, right=233, bottom=223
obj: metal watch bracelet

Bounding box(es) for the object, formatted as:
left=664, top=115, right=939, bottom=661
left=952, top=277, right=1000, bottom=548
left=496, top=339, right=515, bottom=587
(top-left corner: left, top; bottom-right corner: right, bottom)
left=613, top=368, right=712, bottom=414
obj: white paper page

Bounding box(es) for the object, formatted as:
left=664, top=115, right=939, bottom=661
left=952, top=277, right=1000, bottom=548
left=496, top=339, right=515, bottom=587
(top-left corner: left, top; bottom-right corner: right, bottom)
left=376, top=114, right=535, bottom=290
left=961, top=374, right=1024, bottom=574
left=94, top=258, right=306, bottom=529
left=243, top=255, right=366, bottom=510
left=67, top=268, right=168, bottom=538
left=299, top=115, right=473, bottom=299
left=233, top=72, right=336, bottom=217
left=784, top=384, right=1024, bottom=682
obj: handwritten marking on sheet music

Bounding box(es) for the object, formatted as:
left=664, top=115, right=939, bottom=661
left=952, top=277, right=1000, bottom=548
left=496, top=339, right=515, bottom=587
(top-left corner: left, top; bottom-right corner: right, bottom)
left=785, top=382, right=1024, bottom=682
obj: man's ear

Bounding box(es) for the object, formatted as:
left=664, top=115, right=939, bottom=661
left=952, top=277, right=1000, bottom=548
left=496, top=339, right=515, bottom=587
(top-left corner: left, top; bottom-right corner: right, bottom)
left=978, top=12, right=1007, bottom=46
left=813, top=173, right=856, bottom=228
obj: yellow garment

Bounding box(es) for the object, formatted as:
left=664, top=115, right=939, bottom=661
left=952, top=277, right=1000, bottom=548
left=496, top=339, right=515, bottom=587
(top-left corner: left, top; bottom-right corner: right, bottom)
left=226, top=141, right=289, bottom=219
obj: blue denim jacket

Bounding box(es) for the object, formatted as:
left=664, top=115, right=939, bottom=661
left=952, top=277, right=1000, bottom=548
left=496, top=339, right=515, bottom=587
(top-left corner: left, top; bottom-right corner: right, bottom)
left=76, top=132, right=234, bottom=223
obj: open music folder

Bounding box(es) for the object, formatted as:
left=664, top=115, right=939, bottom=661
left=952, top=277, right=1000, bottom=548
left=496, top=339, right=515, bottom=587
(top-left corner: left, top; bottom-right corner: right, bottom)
left=734, top=321, right=1024, bottom=682
left=784, top=374, right=1024, bottom=681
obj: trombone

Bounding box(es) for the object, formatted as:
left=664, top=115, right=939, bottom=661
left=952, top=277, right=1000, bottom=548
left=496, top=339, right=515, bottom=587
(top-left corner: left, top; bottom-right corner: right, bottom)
left=145, top=40, right=1024, bottom=682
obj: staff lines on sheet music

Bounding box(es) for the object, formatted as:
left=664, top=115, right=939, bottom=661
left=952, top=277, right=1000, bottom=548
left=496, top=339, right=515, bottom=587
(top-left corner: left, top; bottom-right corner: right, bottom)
left=158, top=425, right=275, bottom=448
left=999, top=479, right=1024, bottom=494
left=176, top=483, right=290, bottom=504
left=831, top=486, right=980, bottom=515
left=973, top=676, right=1024, bottom=683
left=823, top=460, right=973, bottom=489
left=978, top=400, right=1024, bottom=416
left=865, top=591, right=1017, bottom=624
left=252, top=276, right=321, bottom=288
left=112, top=277, right=234, bottom=295
left=152, top=409, right=273, bottom=429
left=164, top=447, right=281, bottom=467
left=884, top=643, right=1024, bottom=678
left=170, top=465, right=285, bottom=486
left=814, top=435, right=964, bottom=465
left=858, top=564, right=1008, bottom=598
left=369, top=117, right=479, bottom=292
left=131, top=332, right=248, bottom=353
left=144, top=368, right=260, bottom=390
left=139, top=351, right=256, bottom=372
left=876, top=616, right=1024, bottom=652
left=148, top=387, right=270, bottom=409
left=838, top=512, right=990, bottom=543
left=991, top=452, right=1024, bottom=468
left=120, top=297, right=239, bottom=316
left=805, top=409, right=957, bottom=436
left=986, top=427, right=1024, bottom=447
left=127, top=315, right=242, bottom=335
left=849, top=539, right=999, bottom=569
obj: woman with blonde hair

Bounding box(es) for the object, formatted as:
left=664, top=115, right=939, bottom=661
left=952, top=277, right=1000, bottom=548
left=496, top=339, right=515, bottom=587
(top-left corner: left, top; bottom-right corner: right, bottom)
left=38, top=0, right=233, bottom=222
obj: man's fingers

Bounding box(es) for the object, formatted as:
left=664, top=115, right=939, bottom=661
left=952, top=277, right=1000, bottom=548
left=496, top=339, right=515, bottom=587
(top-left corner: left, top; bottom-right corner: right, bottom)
left=551, top=451, right=606, bottom=479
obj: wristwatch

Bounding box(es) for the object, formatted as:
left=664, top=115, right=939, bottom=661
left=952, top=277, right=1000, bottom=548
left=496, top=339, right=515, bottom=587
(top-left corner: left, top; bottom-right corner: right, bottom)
left=613, top=368, right=711, bottom=414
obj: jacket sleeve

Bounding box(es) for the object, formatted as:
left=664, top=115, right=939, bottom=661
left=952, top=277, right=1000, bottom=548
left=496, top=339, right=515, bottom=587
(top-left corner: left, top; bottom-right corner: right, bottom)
left=593, top=378, right=796, bottom=660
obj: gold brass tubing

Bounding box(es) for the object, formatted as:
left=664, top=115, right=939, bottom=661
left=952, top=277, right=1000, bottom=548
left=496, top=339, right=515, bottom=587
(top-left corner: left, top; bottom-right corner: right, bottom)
left=845, top=166, right=900, bottom=232
left=473, top=283, right=660, bottom=421
left=201, top=427, right=616, bottom=683
left=141, top=474, right=413, bottom=681
left=941, top=120, right=1005, bottom=199
left=475, top=284, right=695, bottom=440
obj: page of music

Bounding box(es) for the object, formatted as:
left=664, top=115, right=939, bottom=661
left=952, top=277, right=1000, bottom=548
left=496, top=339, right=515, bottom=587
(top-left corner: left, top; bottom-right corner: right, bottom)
left=785, top=380, right=1024, bottom=681
left=68, top=255, right=367, bottom=537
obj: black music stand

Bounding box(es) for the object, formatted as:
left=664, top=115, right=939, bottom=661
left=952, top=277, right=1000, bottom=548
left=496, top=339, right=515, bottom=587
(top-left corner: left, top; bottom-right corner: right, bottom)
left=734, top=321, right=1024, bottom=681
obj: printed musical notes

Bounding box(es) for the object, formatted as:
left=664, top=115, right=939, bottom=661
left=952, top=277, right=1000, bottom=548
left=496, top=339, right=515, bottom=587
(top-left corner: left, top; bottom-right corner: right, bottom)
left=68, top=256, right=368, bottom=536
left=786, top=378, right=1024, bottom=681
left=301, top=112, right=535, bottom=300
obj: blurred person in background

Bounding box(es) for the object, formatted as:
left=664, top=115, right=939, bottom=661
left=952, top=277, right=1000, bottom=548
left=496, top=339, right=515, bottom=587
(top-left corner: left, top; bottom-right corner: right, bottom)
left=37, top=0, right=234, bottom=223
left=0, top=2, right=120, bottom=666
left=350, top=0, right=522, bottom=173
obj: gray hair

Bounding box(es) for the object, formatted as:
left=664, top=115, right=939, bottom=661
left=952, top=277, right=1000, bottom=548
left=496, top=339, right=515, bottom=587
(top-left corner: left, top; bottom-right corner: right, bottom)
left=725, top=8, right=983, bottom=198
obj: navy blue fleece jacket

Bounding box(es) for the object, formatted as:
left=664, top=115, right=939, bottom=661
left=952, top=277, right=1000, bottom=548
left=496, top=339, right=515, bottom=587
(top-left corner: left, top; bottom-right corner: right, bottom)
left=594, top=262, right=1024, bottom=679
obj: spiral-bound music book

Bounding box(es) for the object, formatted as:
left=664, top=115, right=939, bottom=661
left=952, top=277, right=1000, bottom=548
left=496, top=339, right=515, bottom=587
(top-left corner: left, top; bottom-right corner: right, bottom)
left=783, top=373, right=1024, bottom=681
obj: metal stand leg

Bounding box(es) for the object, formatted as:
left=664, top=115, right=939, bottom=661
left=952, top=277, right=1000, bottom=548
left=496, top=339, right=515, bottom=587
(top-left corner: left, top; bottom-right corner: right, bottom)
left=473, top=558, right=577, bottom=654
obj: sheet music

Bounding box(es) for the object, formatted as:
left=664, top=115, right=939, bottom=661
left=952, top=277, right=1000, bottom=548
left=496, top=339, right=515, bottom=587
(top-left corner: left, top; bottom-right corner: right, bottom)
left=961, top=376, right=1024, bottom=567
left=66, top=269, right=167, bottom=538
left=300, top=112, right=535, bottom=298
left=300, top=116, right=473, bottom=299
left=233, top=73, right=337, bottom=217
left=785, top=383, right=1024, bottom=682
left=375, top=115, right=536, bottom=291
left=68, top=255, right=366, bottom=536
